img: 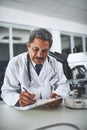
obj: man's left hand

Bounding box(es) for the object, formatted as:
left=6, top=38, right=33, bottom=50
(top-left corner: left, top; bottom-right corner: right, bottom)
left=47, top=93, right=62, bottom=108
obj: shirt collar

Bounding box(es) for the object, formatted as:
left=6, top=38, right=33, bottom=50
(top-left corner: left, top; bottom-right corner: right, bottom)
left=31, top=60, right=43, bottom=67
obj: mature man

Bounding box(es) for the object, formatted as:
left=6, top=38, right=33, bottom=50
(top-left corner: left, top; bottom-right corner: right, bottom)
left=1, top=28, right=69, bottom=107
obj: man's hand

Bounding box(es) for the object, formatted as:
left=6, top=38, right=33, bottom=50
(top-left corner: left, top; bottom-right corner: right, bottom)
left=19, top=91, right=36, bottom=107
left=47, top=93, right=62, bottom=108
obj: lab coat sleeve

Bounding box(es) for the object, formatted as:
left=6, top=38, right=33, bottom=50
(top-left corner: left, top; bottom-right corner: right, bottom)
left=53, top=62, right=70, bottom=97
left=1, top=59, right=20, bottom=106
left=40, top=59, right=69, bottom=99
left=40, top=73, right=69, bottom=99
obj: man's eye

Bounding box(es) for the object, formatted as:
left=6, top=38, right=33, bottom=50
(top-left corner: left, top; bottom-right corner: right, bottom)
left=42, top=50, right=48, bottom=54
left=41, top=49, right=49, bottom=54
left=33, top=48, right=39, bottom=52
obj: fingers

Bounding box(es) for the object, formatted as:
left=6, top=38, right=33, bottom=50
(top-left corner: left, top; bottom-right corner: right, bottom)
left=49, top=93, right=59, bottom=99
left=19, top=92, right=36, bottom=107
left=47, top=93, right=61, bottom=108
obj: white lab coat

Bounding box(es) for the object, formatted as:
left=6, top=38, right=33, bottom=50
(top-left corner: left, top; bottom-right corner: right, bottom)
left=1, top=52, right=69, bottom=106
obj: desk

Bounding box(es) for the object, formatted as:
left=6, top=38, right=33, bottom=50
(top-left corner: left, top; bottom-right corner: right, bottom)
left=0, top=101, right=87, bottom=130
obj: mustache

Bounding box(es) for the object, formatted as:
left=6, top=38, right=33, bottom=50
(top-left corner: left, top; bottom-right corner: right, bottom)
left=34, top=56, right=44, bottom=61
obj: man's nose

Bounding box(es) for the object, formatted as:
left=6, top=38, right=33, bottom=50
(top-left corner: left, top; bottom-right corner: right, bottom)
left=37, top=50, right=43, bottom=57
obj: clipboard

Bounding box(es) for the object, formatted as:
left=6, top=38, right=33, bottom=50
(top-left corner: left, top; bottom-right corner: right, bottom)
left=14, top=97, right=62, bottom=110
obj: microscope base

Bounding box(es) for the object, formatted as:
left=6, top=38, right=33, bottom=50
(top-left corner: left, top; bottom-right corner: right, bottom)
left=64, top=98, right=87, bottom=109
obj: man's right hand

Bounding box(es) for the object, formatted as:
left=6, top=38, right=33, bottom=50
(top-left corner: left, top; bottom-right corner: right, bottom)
left=19, top=91, right=36, bottom=107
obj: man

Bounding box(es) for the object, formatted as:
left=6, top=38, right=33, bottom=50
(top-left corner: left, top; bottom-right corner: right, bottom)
left=1, top=28, right=69, bottom=107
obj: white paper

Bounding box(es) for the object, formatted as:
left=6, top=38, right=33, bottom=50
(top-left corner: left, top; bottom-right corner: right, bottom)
left=14, top=97, right=62, bottom=110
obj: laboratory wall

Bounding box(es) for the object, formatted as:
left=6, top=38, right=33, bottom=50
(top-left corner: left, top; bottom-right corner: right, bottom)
left=0, top=6, right=87, bottom=52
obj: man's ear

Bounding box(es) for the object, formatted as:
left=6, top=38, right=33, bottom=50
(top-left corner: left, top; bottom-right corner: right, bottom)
left=26, top=42, right=30, bottom=48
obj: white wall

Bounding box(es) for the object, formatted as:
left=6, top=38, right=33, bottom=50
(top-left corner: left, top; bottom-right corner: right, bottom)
left=0, top=6, right=87, bottom=52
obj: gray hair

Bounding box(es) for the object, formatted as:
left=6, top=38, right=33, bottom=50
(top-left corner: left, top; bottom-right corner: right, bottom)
left=29, top=28, right=53, bottom=48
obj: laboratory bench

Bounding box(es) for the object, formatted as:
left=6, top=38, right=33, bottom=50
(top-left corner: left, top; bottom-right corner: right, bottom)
left=0, top=101, right=87, bottom=130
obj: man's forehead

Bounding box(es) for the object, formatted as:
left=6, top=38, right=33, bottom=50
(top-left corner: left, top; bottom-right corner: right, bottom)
left=31, top=40, right=50, bottom=49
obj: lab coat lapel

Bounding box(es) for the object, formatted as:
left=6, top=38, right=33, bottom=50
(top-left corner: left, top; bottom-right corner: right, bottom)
left=30, top=59, right=52, bottom=86
left=38, top=59, right=52, bottom=82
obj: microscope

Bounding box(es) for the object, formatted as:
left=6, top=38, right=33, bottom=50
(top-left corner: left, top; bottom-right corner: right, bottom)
left=49, top=51, right=87, bottom=109
left=64, top=52, right=87, bottom=109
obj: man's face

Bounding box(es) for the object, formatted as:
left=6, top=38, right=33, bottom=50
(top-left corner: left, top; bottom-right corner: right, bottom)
left=27, top=37, right=50, bottom=64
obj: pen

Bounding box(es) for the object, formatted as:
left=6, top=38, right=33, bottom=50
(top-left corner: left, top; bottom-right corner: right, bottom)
left=23, top=87, right=29, bottom=92
left=23, top=87, right=36, bottom=101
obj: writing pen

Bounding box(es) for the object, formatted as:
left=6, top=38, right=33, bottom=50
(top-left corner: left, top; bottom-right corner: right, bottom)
left=23, top=87, right=29, bottom=92
left=23, top=87, right=36, bottom=101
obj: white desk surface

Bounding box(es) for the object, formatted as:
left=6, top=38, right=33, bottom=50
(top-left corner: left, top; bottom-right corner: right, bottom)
left=0, top=101, right=87, bottom=130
